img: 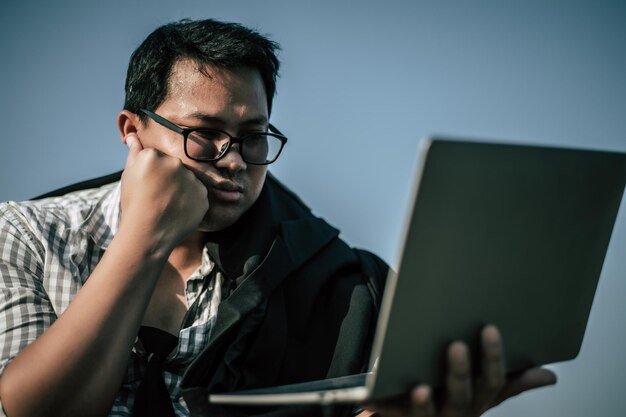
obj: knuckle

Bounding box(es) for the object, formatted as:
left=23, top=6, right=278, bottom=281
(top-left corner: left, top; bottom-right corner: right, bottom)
left=139, top=148, right=159, bottom=163
left=143, top=148, right=158, bottom=157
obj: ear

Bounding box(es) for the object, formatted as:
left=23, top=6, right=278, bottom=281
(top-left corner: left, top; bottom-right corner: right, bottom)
left=117, top=110, right=143, bottom=145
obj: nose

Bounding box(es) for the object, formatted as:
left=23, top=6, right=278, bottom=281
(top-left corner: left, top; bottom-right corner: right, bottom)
left=213, top=142, right=247, bottom=172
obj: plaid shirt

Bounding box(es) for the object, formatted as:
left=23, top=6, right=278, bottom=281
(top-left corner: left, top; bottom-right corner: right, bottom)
left=0, top=182, right=222, bottom=416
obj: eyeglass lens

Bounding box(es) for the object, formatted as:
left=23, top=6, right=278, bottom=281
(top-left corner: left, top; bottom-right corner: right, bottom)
left=186, top=130, right=283, bottom=164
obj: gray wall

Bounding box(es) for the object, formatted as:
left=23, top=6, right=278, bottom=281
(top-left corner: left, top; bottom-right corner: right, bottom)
left=1, top=1, right=624, bottom=415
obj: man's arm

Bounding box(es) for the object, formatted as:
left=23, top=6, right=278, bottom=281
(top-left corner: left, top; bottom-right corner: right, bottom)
left=0, top=136, right=208, bottom=417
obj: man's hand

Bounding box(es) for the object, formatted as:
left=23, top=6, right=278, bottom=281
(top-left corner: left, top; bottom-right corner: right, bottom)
left=120, top=133, right=209, bottom=252
left=361, top=325, right=557, bottom=417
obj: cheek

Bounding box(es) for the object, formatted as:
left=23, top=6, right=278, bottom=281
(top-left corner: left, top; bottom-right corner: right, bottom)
left=137, top=129, right=184, bottom=158
left=161, top=139, right=186, bottom=159
left=248, top=167, right=268, bottom=195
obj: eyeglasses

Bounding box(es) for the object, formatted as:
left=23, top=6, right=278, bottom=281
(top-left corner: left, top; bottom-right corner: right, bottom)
left=139, top=109, right=288, bottom=165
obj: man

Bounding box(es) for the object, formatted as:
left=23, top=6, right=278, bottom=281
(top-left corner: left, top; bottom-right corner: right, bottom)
left=0, top=19, right=555, bottom=417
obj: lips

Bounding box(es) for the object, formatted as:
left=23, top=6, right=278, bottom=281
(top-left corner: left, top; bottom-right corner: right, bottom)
left=211, top=180, right=244, bottom=202
left=213, top=180, right=244, bottom=193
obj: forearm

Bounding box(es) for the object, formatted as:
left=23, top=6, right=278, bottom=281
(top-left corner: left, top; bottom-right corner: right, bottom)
left=0, top=225, right=171, bottom=417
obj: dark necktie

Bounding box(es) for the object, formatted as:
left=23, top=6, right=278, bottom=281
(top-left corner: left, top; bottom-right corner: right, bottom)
left=132, top=326, right=179, bottom=417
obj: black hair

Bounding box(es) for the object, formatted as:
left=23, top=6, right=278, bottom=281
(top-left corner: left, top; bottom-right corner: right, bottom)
left=124, top=18, right=281, bottom=119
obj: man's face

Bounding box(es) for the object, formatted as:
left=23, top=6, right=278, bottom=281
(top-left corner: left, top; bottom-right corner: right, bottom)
left=136, top=60, right=269, bottom=232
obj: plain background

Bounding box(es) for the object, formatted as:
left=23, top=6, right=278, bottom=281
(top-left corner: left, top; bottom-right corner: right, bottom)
left=1, top=1, right=624, bottom=415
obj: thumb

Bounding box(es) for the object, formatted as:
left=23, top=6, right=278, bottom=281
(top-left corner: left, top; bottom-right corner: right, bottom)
left=124, top=133, right=143, bottom=168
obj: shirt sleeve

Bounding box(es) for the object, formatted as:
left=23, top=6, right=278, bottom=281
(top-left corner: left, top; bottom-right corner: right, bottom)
left=0, top=203, right=57, bottom=375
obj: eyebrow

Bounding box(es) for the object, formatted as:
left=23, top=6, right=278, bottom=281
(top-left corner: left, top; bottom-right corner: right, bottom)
left=185, top=111, right=269, bottom=128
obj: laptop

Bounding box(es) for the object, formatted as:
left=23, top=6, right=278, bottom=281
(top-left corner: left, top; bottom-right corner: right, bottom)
left=205, top=137, right=626, bottom=406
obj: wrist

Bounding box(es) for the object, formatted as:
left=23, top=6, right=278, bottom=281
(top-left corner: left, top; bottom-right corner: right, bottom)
left=115, top=219, right=178, bottom=263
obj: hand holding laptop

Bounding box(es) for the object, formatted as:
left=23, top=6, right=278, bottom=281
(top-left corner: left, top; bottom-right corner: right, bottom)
left=362, top=325, right=556, bottom=417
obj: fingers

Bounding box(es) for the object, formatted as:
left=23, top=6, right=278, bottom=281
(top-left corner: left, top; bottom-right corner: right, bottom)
left=494, top=367, right=557, bottom=406
left=470, top=325, right=506, bottom=414
left=441, top=342, right=472, bottom=416
left=409, top=385, right=436, bottom=417
left=365, top=385, right=436, bottom=417
left=123, top=133, right=144, bottom=169
left=362, top=395, right=408, bottom=417
left=365, top=325, right=557, bottom=417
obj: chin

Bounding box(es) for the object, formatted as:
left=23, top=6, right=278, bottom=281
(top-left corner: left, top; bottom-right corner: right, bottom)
left=197, top=208, right=243, bottom=232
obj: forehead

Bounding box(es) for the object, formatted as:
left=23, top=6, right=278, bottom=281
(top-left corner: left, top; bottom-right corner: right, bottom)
left=161, top=59, right=269, bottom=118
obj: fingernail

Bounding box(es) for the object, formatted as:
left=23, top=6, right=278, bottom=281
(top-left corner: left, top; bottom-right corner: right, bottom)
left=413, top=385, right=431, bottom=405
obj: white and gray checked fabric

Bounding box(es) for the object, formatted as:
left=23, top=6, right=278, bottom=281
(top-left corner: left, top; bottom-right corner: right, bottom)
left=0, top=182, right=222, bottom=416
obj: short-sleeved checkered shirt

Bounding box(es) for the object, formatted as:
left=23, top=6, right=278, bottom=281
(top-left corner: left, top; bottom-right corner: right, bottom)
left=0, top=182, right=222, bottom=416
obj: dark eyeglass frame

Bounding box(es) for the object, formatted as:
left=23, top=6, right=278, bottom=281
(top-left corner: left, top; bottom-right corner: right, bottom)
left=139, top=109, right=288, bottom=165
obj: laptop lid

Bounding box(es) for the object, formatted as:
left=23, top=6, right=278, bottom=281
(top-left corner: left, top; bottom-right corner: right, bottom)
left=368, top=137, right=626, bottom=399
